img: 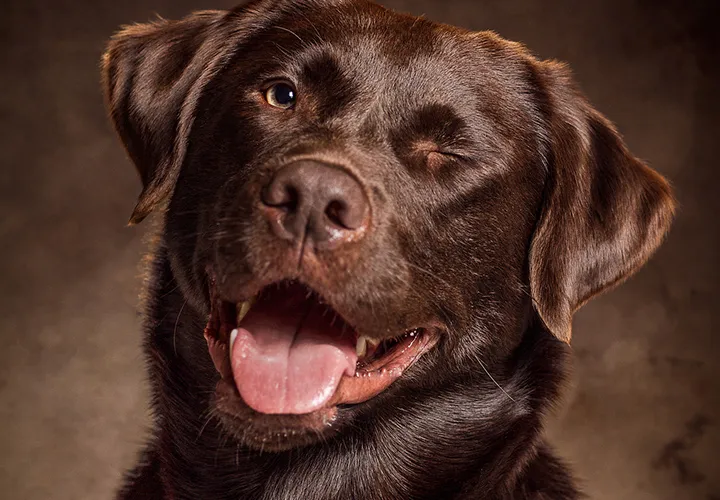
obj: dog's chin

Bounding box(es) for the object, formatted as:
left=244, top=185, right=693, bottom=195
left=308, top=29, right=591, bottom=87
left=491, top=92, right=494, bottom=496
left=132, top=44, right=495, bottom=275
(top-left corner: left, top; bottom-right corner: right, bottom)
left=213, top=379, right=341, bottom=452
left=202, top=279, right=440, bottom=451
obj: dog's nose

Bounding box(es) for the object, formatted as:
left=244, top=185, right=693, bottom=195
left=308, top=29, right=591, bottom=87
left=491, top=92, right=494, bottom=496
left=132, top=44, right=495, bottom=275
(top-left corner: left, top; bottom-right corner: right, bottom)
left=261, top=161, right=370, bottom=247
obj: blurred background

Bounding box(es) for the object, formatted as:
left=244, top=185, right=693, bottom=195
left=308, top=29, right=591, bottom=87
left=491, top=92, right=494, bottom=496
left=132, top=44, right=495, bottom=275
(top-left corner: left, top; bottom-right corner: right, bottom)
left=1, top=0, right=717, bottom=498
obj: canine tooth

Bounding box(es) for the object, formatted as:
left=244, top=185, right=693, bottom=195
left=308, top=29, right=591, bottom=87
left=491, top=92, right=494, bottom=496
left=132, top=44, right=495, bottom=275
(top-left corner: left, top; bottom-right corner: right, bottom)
left=356, top=336, right=381, bottom=357
left=236, top=298, right=255, bottom=324
left=356, top=336, right=368, bottom=358
left=230, top=329, right=238, bottom=352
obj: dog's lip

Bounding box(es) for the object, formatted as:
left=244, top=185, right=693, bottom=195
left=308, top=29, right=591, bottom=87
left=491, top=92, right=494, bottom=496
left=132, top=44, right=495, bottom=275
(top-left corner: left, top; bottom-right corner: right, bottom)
left=205, top=271, right=444, bottom=346
left=326, top=328, right=439, bottom=407
left=203, top=275, right=442, bottom=417
left=207, top=325, right=439, bottom=416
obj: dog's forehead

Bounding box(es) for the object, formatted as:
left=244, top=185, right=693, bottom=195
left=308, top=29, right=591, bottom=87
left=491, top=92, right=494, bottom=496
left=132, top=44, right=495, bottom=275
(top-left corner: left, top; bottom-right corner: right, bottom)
left=233, top=4, right=495, bottom=124
left=217, top=1, right=531, bottom=158
left=247, top=1, right=473, bottom=83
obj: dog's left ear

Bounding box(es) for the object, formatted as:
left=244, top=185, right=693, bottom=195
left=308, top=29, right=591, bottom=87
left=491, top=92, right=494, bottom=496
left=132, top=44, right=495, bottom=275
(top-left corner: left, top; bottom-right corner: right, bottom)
left=102, top=10, right=235, bottom=224
left=529, top=61, right=676, bottom=343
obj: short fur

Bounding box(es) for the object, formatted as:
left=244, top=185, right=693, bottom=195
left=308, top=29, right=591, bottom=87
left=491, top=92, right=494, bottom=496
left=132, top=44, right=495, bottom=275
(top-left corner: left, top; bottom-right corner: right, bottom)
left=102, top=1, right=675, bottom=498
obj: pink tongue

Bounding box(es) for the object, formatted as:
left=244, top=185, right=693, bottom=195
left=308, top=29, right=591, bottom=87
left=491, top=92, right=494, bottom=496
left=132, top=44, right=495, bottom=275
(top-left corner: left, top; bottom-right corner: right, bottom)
left=230, top=293, right=358, bottom=415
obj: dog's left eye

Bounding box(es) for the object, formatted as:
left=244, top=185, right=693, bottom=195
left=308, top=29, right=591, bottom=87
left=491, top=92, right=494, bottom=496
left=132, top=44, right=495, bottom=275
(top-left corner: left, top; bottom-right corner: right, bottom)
left=264, top=82, right=297, bottom=109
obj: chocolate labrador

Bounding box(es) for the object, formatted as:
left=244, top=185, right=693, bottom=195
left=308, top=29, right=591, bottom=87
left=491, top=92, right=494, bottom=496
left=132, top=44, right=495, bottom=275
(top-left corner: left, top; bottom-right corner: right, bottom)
left=102, top=0, right=675, bottom=498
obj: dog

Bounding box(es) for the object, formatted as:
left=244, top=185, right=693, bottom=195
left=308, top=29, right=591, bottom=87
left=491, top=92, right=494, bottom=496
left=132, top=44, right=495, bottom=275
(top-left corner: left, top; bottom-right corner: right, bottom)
left=102, top=0, right=675, bottom=498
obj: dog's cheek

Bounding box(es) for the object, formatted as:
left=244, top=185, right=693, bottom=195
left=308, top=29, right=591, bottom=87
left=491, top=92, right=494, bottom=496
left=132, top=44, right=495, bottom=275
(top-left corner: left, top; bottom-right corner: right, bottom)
left=165, top=92, right=267, bottom=308
left=396, top=169, right=542, bottom=361
left=164, top=195, right=212, bottom=314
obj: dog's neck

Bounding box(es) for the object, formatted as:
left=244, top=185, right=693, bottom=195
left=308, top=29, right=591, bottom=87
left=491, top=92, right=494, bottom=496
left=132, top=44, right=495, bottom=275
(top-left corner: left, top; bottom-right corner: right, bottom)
left=141, top=251, right=574, bottom=500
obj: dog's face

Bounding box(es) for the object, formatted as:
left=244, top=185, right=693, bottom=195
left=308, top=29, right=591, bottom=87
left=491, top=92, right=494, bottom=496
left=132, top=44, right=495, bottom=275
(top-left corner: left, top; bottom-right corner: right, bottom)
left=103, top=0, right=674, bottom=452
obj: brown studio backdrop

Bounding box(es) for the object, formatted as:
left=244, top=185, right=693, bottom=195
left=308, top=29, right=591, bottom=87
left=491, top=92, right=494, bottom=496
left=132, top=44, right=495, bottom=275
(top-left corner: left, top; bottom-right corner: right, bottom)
left=1, top=0, right=717, bottom=499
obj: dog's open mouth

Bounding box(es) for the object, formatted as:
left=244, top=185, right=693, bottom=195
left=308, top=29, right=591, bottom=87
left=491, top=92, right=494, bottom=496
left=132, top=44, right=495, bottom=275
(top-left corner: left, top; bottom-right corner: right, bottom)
left=204, top=281, right=438, bottom=416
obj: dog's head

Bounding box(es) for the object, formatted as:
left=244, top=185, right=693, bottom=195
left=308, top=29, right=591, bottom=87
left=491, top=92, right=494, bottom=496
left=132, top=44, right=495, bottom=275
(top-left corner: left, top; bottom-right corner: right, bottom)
left=103, top=0, right=674, bottom=451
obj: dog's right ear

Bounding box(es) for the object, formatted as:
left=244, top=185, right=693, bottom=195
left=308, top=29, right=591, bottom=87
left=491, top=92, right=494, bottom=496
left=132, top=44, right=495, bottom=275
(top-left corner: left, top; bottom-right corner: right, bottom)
left=102, top=10, right=234, bottom=224
left=102, top=10, right=243, bottom=224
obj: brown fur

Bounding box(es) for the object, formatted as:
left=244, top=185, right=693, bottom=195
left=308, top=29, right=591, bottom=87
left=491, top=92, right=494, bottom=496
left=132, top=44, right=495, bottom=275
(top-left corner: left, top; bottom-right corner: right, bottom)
left=102, top=1, right=675, bottom=498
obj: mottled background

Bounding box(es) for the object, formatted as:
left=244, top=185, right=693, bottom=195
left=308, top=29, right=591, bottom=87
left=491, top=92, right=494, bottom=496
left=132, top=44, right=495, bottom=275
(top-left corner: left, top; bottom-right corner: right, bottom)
left=1, top=0, right=717, bottom=498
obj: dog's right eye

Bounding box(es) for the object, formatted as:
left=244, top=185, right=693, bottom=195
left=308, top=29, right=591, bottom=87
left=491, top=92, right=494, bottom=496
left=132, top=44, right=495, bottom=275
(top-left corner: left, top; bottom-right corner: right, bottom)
left=264, top=82, right=297, bottom=109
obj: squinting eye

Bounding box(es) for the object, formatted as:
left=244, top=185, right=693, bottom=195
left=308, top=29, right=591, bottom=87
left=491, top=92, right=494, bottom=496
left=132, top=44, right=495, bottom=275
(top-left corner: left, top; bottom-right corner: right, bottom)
left=264, top=82, right=297, bottom=109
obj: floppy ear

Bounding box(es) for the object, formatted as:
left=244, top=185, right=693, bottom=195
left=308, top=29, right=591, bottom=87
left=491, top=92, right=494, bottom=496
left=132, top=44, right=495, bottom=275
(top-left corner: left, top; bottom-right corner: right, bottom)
left=101, top=10, right=234, bottom=224
left=529, top=61, right=676, bottom=343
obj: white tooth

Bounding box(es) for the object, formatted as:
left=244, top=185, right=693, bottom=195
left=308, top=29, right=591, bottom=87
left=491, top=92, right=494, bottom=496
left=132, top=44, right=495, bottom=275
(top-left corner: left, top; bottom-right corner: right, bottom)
left=356, top=336, right=368, bottom=358
left=236, top=298, right=255, bottom=324
left=230, top=329, right=238, bottom=352
left=356, top=336, right=380, bottom=357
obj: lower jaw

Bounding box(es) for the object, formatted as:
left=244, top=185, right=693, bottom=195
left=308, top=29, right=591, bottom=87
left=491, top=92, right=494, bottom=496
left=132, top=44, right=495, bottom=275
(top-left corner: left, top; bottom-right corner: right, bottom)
left=210, top=331, right=438, bottom=451
left=204, top=280, right=441, bottom=438
left=206, top=311, right=439, bottom=414
left=213, top=379, right=340, bottom=451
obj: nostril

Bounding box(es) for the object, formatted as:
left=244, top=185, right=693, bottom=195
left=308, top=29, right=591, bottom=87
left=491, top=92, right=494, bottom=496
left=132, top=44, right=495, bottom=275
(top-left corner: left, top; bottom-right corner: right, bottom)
left=325, top=200, right=348, bottom=229
left=263, top=182, right=299, bottom=212
left=281, top=186, right=299, bottom=212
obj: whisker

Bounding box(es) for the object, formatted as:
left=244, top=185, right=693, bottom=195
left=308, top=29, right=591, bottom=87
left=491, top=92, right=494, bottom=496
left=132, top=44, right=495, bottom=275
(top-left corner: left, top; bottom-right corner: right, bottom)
left=158, top=283, right=181, bottom=300
left=404, top=261, right=455, bottom=290
left=477, top=357, right=516, bottom=403
left=275, top=26, right=305, bottom=45
left=298, top=11, right=324, bottom=44
left=272, top=42, right=294, bottom=61
left=173, top=299, right=189, bottom=356
left=196, top=413, right=215, bottom=441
